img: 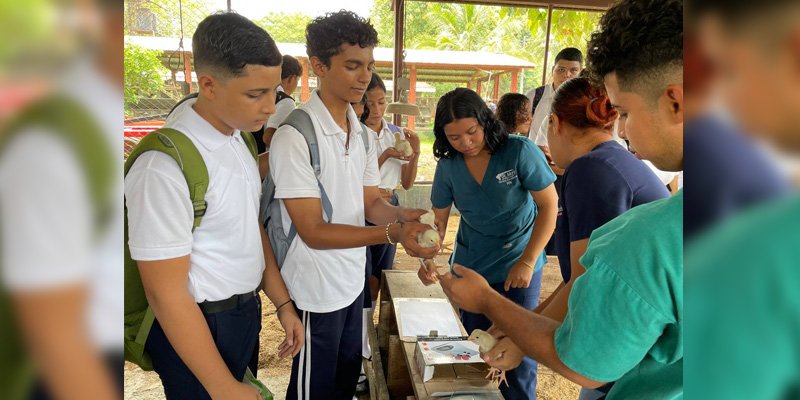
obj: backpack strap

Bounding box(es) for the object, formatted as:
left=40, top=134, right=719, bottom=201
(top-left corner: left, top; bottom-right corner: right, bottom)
left=124, top=128, right=208, bottom=231
left=531, top=85, right=546, bottom=113
left=276, top=91, right=294, bottom=104
left=240, top=131, right=258, bottom=160
left=279, top=109, right=334, bottom=242
left=359, top=122, right=372, bottom=154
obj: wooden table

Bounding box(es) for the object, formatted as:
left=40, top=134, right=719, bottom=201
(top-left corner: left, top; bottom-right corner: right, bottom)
left=365, top=270, right=502, bottom=399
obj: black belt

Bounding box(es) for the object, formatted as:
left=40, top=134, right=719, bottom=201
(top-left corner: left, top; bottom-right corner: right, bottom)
left=198, top=290, right=258, bottom=314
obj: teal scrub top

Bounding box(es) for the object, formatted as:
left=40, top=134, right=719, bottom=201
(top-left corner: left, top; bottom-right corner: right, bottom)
left=555, top=190, right=684, bottom=399
left=431, top=135, right=556, bottom=284
left=686, top=195, right=800, bottom=399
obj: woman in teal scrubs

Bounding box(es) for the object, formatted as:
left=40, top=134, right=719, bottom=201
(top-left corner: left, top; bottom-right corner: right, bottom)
left=420, top=88, right=558, bottom=399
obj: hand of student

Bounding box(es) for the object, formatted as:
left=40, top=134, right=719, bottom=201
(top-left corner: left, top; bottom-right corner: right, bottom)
left=417, top=259, right=439, bottom=286
left=439, top=264, right=493, bottom=314
left=393, top=221, right=440, bottom=259
left=481, top=337, right=525, bottom=371
left=403, top=128, right=421, bottom=154
left=504, top=259, right=535, bottom=291
left=276, top=303, right=304, bottom=358
left=486, top=324, right=506, bottom=339
left=398, top=207, right=427, bottom=224
left=382, top=147, right=409, bottom=161
left=215, top=381, right=261, bottom=400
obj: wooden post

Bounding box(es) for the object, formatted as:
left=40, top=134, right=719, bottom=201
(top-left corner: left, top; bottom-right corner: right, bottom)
left=511, top=70, right=519, bottom=93
left=476, top=80, right=483, bottom=97
left=392, top=0, right=406, bottom=126
left=408, top=65, right=417, bottom=128
left=542, top=5, right=553, bottom=86
left=300, top=58, right=310, bottom=103
left=492, top=74, right=500, bottom=101
left=183, top=52, right=192, bottom=94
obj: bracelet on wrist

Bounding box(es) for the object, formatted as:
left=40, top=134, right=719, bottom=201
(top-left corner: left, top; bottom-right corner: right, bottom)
left=385, top=222, right=396, bottom=245
left=276, top=299, right=292, bottom=312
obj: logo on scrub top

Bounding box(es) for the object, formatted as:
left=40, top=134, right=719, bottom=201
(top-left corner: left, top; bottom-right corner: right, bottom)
left=496, top=169, right=517, bottom=185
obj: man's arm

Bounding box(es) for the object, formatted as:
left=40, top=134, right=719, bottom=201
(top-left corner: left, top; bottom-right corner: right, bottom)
left=138, top=257, right=258, bottom=399
left=12, top=287, right=118, bottom=399
left=283, top=197, right=438, bottom=258
left=440, top=265, right=606, bottom=389
left=259, top=228, right=303, bottom=358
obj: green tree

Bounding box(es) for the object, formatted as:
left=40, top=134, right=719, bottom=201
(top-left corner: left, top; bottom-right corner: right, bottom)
left=255, top=12, right=313, bottom=43
left=124, top=43, right=168, bottom=114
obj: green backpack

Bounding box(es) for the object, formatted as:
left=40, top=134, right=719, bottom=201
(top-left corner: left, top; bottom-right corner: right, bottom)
left=0, top=95, right=114, bottom=400
left=123, top=128, right=258, bottom=371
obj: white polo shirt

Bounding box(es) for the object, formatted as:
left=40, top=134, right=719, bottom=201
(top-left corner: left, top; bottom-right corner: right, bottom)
left=371, top=120, right=409, bottom=190
left=265, top=85, right=296, bottom=130
left=125, top=97, right=265, bottom=303
left=269, top=90, right=380, bottom=313
left=527, top=83, right=556, bottom=142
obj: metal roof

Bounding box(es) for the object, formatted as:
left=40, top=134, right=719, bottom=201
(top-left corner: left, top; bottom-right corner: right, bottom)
left=126, top=36, right=536, bottom=84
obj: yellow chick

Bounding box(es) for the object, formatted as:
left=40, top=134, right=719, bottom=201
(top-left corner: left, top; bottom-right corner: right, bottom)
left=417, top=228, right=440, bottom=248
left=468, top=329, right=508, bottom=388
left=394, top=132, right=413, bottom=157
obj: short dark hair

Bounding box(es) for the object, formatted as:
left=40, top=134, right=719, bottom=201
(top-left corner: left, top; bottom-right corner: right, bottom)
left=305, top=10, right=379, bottom=67
left=281, top=55, right=302, bottom=80
left=433, top=88, right=507, bottom=159
left=192, top=12, right=281, bottom=78
left=367, top=73, right=387, bottom=93
left=495, top=93, right=530, bottom=132
left=586, top=0, right=682, bottom=100
left=554, top=47, right=583, bottom=65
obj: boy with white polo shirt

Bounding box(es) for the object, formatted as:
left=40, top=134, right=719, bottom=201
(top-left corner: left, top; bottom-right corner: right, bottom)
left=268, top=11, right=439, bottom=400
left=125, top=13, right=303, bottom=399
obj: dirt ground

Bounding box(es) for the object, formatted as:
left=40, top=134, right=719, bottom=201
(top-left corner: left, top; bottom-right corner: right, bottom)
left=124, top=215, right=579, bottom=399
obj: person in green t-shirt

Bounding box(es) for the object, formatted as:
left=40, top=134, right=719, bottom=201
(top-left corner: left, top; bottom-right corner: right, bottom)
left=687, top=1, right=800, bottom=398
left=440, top=0, right=684, bottom=399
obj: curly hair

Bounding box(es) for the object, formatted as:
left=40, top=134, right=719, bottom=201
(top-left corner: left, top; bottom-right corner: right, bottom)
left=586, top=0, right=682, bottom=100
left=433, top=88, right=507, bottom=159
left=193, top=12, right=281, bottom=77
left=495, top=93, right=530, bottom=133
left=305, top=10, right=379, bottom=67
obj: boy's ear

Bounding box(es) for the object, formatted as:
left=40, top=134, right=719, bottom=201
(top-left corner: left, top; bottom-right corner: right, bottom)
left=309, top=56, right=329, bottom=78
left=662, top=84, right=684, bottom=124
left=197, top=72, right=218, bottom=100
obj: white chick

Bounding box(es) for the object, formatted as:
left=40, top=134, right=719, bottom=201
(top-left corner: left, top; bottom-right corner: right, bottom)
left=468, top=329, right=508, bottom=388
left=394, top=132, right=413, bottom=157
left=419, top=210, right=436, bottom=228
left=417, top=228, right=440, bottom=248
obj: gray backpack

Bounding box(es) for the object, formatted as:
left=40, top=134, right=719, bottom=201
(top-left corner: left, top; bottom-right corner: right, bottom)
left=260, top=108, right=371, bottom=267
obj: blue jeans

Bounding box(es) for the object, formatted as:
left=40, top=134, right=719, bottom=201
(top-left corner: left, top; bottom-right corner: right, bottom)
left=460, top=267, right=544, bottom=400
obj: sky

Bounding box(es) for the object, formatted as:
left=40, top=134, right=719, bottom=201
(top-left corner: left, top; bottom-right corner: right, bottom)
left=218, top=0, right=374, bottom=19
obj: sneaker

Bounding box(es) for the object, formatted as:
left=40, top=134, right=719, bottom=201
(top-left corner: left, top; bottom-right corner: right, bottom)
left=355, top=373, right=368, bottom=394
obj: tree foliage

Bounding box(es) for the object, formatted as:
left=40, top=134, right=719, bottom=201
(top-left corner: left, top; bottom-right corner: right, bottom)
left=255, top=13, right=313, bottom=43
left=124, top=43, right=167, bottom=114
